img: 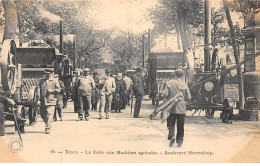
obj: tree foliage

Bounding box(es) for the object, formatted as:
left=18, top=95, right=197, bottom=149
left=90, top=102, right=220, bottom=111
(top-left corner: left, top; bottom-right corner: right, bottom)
left=16, top=0, right=114, bottom=68
left=149, top=0, right=203, bottom=37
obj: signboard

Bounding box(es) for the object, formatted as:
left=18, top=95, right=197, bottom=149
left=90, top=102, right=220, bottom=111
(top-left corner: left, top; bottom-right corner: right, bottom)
left=223, top=84, right=239, bottom=102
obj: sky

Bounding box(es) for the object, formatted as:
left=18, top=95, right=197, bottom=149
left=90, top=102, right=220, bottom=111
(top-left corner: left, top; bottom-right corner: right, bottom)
left=93, top=0, right=244, bottom=33
left=94, top=0, right=155, bottom=34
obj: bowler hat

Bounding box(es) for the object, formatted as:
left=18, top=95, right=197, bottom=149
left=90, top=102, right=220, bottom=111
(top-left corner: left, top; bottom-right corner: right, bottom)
left=105, top=68, right=111, bottom=73
left=135, top=67, right=142, bottom=72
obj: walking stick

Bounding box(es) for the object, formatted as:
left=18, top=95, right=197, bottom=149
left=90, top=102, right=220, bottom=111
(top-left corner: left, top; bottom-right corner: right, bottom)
left=130, top=94, right=134, bottom=115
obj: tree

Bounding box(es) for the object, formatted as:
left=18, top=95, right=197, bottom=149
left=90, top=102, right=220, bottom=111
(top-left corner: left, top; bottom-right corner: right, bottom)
left=17, top=0, right=115, bottom=68
left=107, top=32, right=143, bottom=72
left=149, top=0, right=203, bottom=49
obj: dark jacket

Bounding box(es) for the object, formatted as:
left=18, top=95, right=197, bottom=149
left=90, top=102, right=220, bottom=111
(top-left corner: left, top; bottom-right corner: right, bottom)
left=132, top=74, right=145, bottom=96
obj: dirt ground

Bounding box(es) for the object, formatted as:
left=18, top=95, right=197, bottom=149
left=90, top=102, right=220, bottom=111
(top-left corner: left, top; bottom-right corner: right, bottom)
left=0, top=98, right=259, bottom=163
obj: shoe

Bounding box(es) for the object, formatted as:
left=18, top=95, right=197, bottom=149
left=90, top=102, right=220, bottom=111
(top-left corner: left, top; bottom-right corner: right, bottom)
left=168, top=135, right=173, bottom=141
left=134, top=116, right=142, bottom=118
left=77, top=116, right=83, bottom=121
left=45, top=129, right=50, bottom=134
left=60, top=118, right=63, bottom=121
left=177, top=143, right=182, bottom=148
left=106, top=115, right=109, bottom=119
left=85, top=117, right=89, bottom=121
left=29, top=122, right=36, bottom=126
left=53, top=118, right=57, bottom=122
left=98, top=117, right=102, bottom=120
left=118, top=110, right=122, bottom=113
left=169, top=138, right=175, bottom=147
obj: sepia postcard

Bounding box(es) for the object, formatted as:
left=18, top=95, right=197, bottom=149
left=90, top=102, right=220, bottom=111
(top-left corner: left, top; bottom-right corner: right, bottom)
left=0, top=0, right=259, bottom=163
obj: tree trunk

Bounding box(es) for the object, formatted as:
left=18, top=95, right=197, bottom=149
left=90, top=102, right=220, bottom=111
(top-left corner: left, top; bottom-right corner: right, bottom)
left=222, top=0, right=245, bottom=110
left=177, top=3, right=192, bottom=50
left=1, top=0, right=18, bottom=136
left=2, top=0, right=18, bottom=40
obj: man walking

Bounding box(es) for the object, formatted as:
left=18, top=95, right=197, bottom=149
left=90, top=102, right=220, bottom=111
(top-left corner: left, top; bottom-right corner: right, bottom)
left=38, top=69, right=61, bottom=134
left=132, top=67, right=144, bottom=118
left=104, top=68, right=116, bottom=119
left=53, top=74, right=65, bottom=121
left=161, top=69, right=191, bottom=147
left=77, top=68, right=95, bottom=121
left=72, top=70, right=79, bottom=113
left=91, top=70, right=100, bottom=111
left=123, top=72, right=132, bottom=106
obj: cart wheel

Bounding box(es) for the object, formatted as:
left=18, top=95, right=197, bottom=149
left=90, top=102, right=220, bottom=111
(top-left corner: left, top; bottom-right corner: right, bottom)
left=0, top=40, right=18, bottom=93
left=28, top=86, right=38, bottom=125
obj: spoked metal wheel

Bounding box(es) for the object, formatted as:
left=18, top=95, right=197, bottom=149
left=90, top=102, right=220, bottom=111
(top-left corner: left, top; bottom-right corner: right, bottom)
left=0, top=40, right=18, bottom=94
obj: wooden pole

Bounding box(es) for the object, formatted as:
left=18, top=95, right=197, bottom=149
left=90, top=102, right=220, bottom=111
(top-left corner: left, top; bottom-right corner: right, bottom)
left=0, top=83, right=5, bottom=136
left=59, top=20, right=63, bottom=54
left=222, top=0, right=245, bottom=110
left=142, top=34, right=145, bottom=69
left=148, top=29, right=151, bottom=53
left=73, top=35, right=76, bottom=70
left=204, top=0, right=211, bottom=72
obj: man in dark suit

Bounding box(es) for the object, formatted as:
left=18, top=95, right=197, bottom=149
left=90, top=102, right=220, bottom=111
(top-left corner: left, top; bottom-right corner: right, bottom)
left=132, top=67, right=145, bottom=118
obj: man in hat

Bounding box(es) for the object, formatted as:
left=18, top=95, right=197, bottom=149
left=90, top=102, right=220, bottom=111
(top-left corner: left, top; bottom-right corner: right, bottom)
left=103, top=68, right=116, bottom=119
left=91, top=70, right=100, bottom=111
left=161, top=69, right=191, bottom=148
left=123, top=72, right=132, bottom=106
left=132, top=67, right=145, bottom=118
left=53, top=74, right=65, bottom=121
left=38, top=68, right=61, bottom=134
left=72, top=70, right=79, bottom=113
left=76, top=68, right=95, bottom=121
left=112, top=72, right=126, bottom=113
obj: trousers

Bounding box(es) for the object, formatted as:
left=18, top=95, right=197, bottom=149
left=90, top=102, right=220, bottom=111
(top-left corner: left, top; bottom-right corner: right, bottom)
left=105, top=94, right=113, bottom=113
left=133, top=95, right=143, bottom=117
left=167, top=114, right=185, bottom=144
left=54, top=99, right=63, bottom=119
left=40, top=105, right=55, bottom=130
left=78, top=95, right=91, bottom=117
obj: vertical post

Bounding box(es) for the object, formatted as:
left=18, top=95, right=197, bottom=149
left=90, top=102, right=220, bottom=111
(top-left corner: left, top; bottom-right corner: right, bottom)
left=59, top=20, right=63, bottom=54
left=142, top=34, right=145, bottom=69
left=0, top=84, right=5, bottom=136
left=204, top=0, right=211, bottom=72
left=148, top=29, right=151, bottom=53
left=73, top=35, right=76, bottom=70
left=223, top=0, right=245, bottom=110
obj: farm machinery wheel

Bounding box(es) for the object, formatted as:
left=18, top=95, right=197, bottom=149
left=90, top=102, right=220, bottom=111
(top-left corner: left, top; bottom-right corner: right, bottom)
left=0, top=39, right=18, bottom=94
left=27, top=86, right=39, bottom=125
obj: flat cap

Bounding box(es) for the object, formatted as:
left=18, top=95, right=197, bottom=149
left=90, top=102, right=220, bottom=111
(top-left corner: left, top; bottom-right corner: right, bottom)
left=83, top=68, right=90, bottom=72
left=53, top=74, right=59, bottom=78
left=45, top=68, right=54, bottom=73
left=117, top=73, right=123, bottom=76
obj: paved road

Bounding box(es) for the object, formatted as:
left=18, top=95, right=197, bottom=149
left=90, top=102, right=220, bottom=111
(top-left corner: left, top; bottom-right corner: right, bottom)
left=0, top=98, right=259, bottom=163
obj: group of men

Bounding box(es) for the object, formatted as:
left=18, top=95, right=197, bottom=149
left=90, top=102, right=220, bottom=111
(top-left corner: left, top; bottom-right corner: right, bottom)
left=71, top=67, right=145, bottom=121
left=37, top=66, right=190, bottom=148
